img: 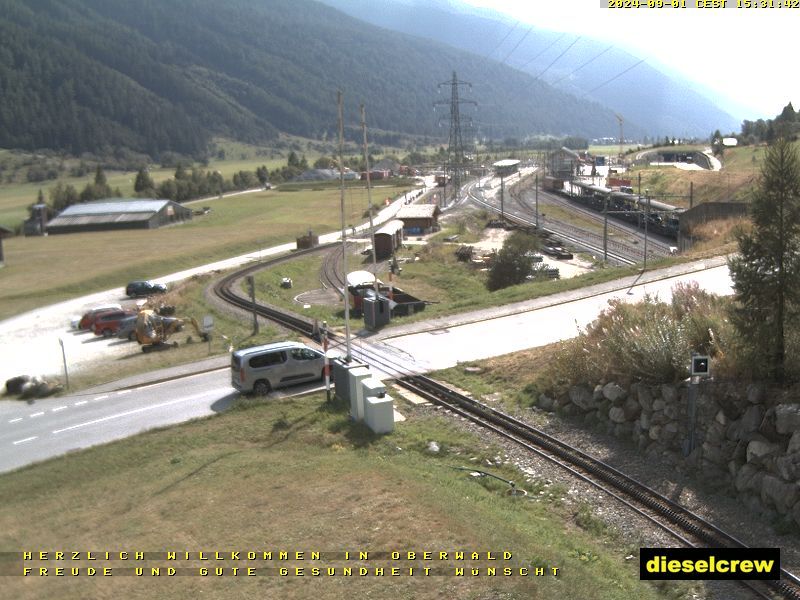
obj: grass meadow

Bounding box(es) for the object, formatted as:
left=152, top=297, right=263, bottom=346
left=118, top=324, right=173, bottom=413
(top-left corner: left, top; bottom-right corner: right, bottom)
left=0, top=392, right=687, bottom=600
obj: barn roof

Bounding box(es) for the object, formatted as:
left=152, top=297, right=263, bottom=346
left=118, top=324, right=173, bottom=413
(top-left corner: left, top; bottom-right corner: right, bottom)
left=56, top=199, right=171, bottom=216
left=396, top=204, right=440, bottom=220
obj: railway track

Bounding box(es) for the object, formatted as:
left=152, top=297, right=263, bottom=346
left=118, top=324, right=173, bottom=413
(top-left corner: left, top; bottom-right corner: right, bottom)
left=213, top=248, right=800, bottom=600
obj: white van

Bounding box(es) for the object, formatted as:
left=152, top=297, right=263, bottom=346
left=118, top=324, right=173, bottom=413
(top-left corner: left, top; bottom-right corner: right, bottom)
left=231, top=341, right=325, bottom=395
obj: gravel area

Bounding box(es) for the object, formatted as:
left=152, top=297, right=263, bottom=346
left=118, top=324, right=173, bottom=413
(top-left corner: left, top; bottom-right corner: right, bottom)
left=406, top=392, right=798, bottom=600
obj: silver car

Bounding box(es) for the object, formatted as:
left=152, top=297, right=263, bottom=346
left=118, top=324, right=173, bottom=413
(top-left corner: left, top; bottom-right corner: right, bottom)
left=231, top=341, right=325, bottom=395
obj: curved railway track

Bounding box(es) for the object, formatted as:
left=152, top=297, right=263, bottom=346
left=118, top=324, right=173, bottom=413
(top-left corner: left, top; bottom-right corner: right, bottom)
left=212, top=247, right=800, bottom=600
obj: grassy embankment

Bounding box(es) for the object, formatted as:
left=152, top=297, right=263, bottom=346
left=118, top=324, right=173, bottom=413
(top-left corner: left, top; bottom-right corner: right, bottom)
left=0, top=392, right=692, bottom=600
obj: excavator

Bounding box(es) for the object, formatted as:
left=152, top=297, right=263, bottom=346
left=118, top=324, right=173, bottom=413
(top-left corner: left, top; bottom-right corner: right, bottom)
left=134, top=309, right=210, bottom=353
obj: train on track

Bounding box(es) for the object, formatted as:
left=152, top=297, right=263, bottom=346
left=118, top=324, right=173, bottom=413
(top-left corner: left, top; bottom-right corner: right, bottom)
left=543, top=176, right=683, bottom=239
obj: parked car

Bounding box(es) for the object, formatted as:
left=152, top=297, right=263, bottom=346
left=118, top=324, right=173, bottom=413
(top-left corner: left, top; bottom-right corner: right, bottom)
left=77, top=304, right=123, bottom=330
left=116, top=315, right=139, bottom=341
left=231, top=341, right=325, bottom=395
left=92, top=310, right=138, bottom=337
left=125, top=280, right=167, bottom=297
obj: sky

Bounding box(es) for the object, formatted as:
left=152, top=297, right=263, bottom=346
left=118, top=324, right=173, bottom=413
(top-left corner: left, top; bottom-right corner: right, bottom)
left=459, top=0, right=800, bottom=120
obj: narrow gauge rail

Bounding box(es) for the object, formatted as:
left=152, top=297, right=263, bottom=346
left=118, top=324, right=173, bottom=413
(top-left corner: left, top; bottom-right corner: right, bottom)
left=465, top=180, right=637, bottom=265
left=513, top=184, right=674, bottom=259
left=530, top=184, right=675, bottom=256
left=320, top=243, right=346, bottom=298
left=213, top=253, right=800, bottom=600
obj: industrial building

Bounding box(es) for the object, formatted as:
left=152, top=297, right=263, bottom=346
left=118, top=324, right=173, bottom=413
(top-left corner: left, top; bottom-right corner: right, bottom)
left=46, top=199, right=193, bottom=234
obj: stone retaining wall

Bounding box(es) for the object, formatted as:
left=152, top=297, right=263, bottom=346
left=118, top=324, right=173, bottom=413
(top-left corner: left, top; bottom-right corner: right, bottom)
left=538, top=382, right=800, bottom=528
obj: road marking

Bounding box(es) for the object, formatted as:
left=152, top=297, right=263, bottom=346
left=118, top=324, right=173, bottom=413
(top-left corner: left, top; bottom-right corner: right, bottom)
left=13, top=436, right=37, bottom=445
left=30, top=412, right=44, bottom=418
left=52, top=406, right=67, bottom=412
left=52, top=392, right=216, bottom=435
left=117, top=390, right=131, bottom=396
left=74, top=400, right=88, bottom=406
left=8, top=418, right=22, bottom=424
left=94, top=395, right=109, bottom=402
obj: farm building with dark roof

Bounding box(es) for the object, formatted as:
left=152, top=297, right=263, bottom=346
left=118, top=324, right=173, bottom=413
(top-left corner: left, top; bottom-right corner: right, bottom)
left=46, top=199, right=193, bottom=234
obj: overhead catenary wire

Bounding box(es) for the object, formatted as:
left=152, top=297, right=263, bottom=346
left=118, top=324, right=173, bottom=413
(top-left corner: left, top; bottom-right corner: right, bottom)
left=582, top=58, right=646, bottom=96
left=549, top=44, right=613, bottom=86
left=516, top=32, right=565, bottom=70
left=486, top=19, right=520, bottom=58
left=499, top=25, right=534, bottom=65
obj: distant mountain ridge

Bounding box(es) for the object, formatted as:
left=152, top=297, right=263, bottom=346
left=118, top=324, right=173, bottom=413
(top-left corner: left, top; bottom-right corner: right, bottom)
left=0, top=0, right=656, bottom=158
left=318, top=0, right=740, bottom=139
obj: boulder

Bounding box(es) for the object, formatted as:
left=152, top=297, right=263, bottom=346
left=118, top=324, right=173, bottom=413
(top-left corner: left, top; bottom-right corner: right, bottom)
left=739, top=405, right=764, bottom=435
left=735, top=463, right=762, bottom=493
left=776, top=453, right=800, bottom=482
left=652, top=399, right=666, bottom=412
left=747, top=383, right=764, bottom=405
left=602, top=382, right=626, bottom=403
left=788, top=431, right=800, bottom=455
left=649, top=425, right=662, bottom=441
left=568, top=385, right=596, bottom=411
left=761, top=474, right=799, bottom=514
left=701, top=442, right=727, bottom=465
left=775, top=404, right=800, bottom=435
left=715, top=410, right=728, bottom=427
left=660, top=384, right=678, bottom=405
left=608, top=406, right=627, bottom=424
left=639, top=410, right=652, bottom=430
left=637, top=384, right=654, bottom=411
left=623, top=396, right=641, bottom=420
left=747, top=439, right=781, bottom=464
left=592, top=384, right=604, bottom=402
left=537, top=394, right=554, bottom=412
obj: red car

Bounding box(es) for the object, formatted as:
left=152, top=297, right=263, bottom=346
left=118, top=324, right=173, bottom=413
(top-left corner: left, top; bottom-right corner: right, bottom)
left=77, top=305, right=123, bottom=330
left=92, top=310, right=138, bottom=337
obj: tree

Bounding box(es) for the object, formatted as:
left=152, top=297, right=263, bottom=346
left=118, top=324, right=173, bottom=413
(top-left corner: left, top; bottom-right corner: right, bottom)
left=486, top=231, right=541, bottom=291
left=134, top=168, right=155, bottom=195
left=728, top=137, right=800, bottom=382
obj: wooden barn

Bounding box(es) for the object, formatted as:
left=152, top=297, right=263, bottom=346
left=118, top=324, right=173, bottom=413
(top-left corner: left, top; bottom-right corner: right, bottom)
left=396, top=204, right=440, bottom=235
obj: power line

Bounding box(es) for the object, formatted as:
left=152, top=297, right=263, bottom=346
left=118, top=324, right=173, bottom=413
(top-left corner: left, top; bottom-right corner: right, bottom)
left=499, top=25, right=534, bottom=64
left=488, top=20, right=520, bottom=58
left=549, top=44, right=613, bottom=86
left=582, top=58, right=645, bottom=96
left=533, top=36, right=581, bottom=81
left=517, top=33, right=565, bottom=70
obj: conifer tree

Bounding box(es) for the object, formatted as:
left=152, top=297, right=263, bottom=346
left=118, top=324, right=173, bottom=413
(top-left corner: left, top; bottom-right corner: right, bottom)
left=728, top=137, right=800, bottom=381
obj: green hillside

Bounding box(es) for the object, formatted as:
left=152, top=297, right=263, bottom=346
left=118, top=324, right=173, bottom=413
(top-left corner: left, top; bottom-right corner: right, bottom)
left=0, top=0, right=622, bottom=159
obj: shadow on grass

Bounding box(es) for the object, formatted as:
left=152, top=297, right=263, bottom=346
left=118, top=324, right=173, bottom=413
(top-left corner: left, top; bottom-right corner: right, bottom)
left=152, top=451, right=241, bottom=497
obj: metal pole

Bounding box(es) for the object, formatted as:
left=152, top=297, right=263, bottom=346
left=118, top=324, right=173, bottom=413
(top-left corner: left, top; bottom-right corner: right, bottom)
left=360, top=105, right=379, bottom=298
left=687, top=376, right=698, bottom=456
left=500, top=174, right=505, bottom=222
left=535, top=174, right=539, bottom=229
left=322, top=321, right=331, bottom=402
left=247, top=275, right=258, bottom=335
left=643, top=189, right=650, bottom=271
left=603, top=195, right=608, bottom=263
left=58, top=338, right=69, bottom=391
left=337, top=91, right=352, bottom=361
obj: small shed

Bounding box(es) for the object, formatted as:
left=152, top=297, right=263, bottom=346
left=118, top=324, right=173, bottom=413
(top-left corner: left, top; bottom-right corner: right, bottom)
left=374, top=219, right=404, bottom=259
left=396, top=204, right=440, bottom=235
left=492, top=159, right=520, bottom=177
left=46, top=199, right=192, bottom=234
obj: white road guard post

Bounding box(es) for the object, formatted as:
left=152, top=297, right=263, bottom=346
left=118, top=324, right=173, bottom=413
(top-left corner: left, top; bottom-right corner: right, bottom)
left=58, top=337, right=69, bottom=391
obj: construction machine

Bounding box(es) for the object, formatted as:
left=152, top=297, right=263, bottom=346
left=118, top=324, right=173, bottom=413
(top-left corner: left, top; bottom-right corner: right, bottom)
left=134, top=309, right=209, bottom=353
